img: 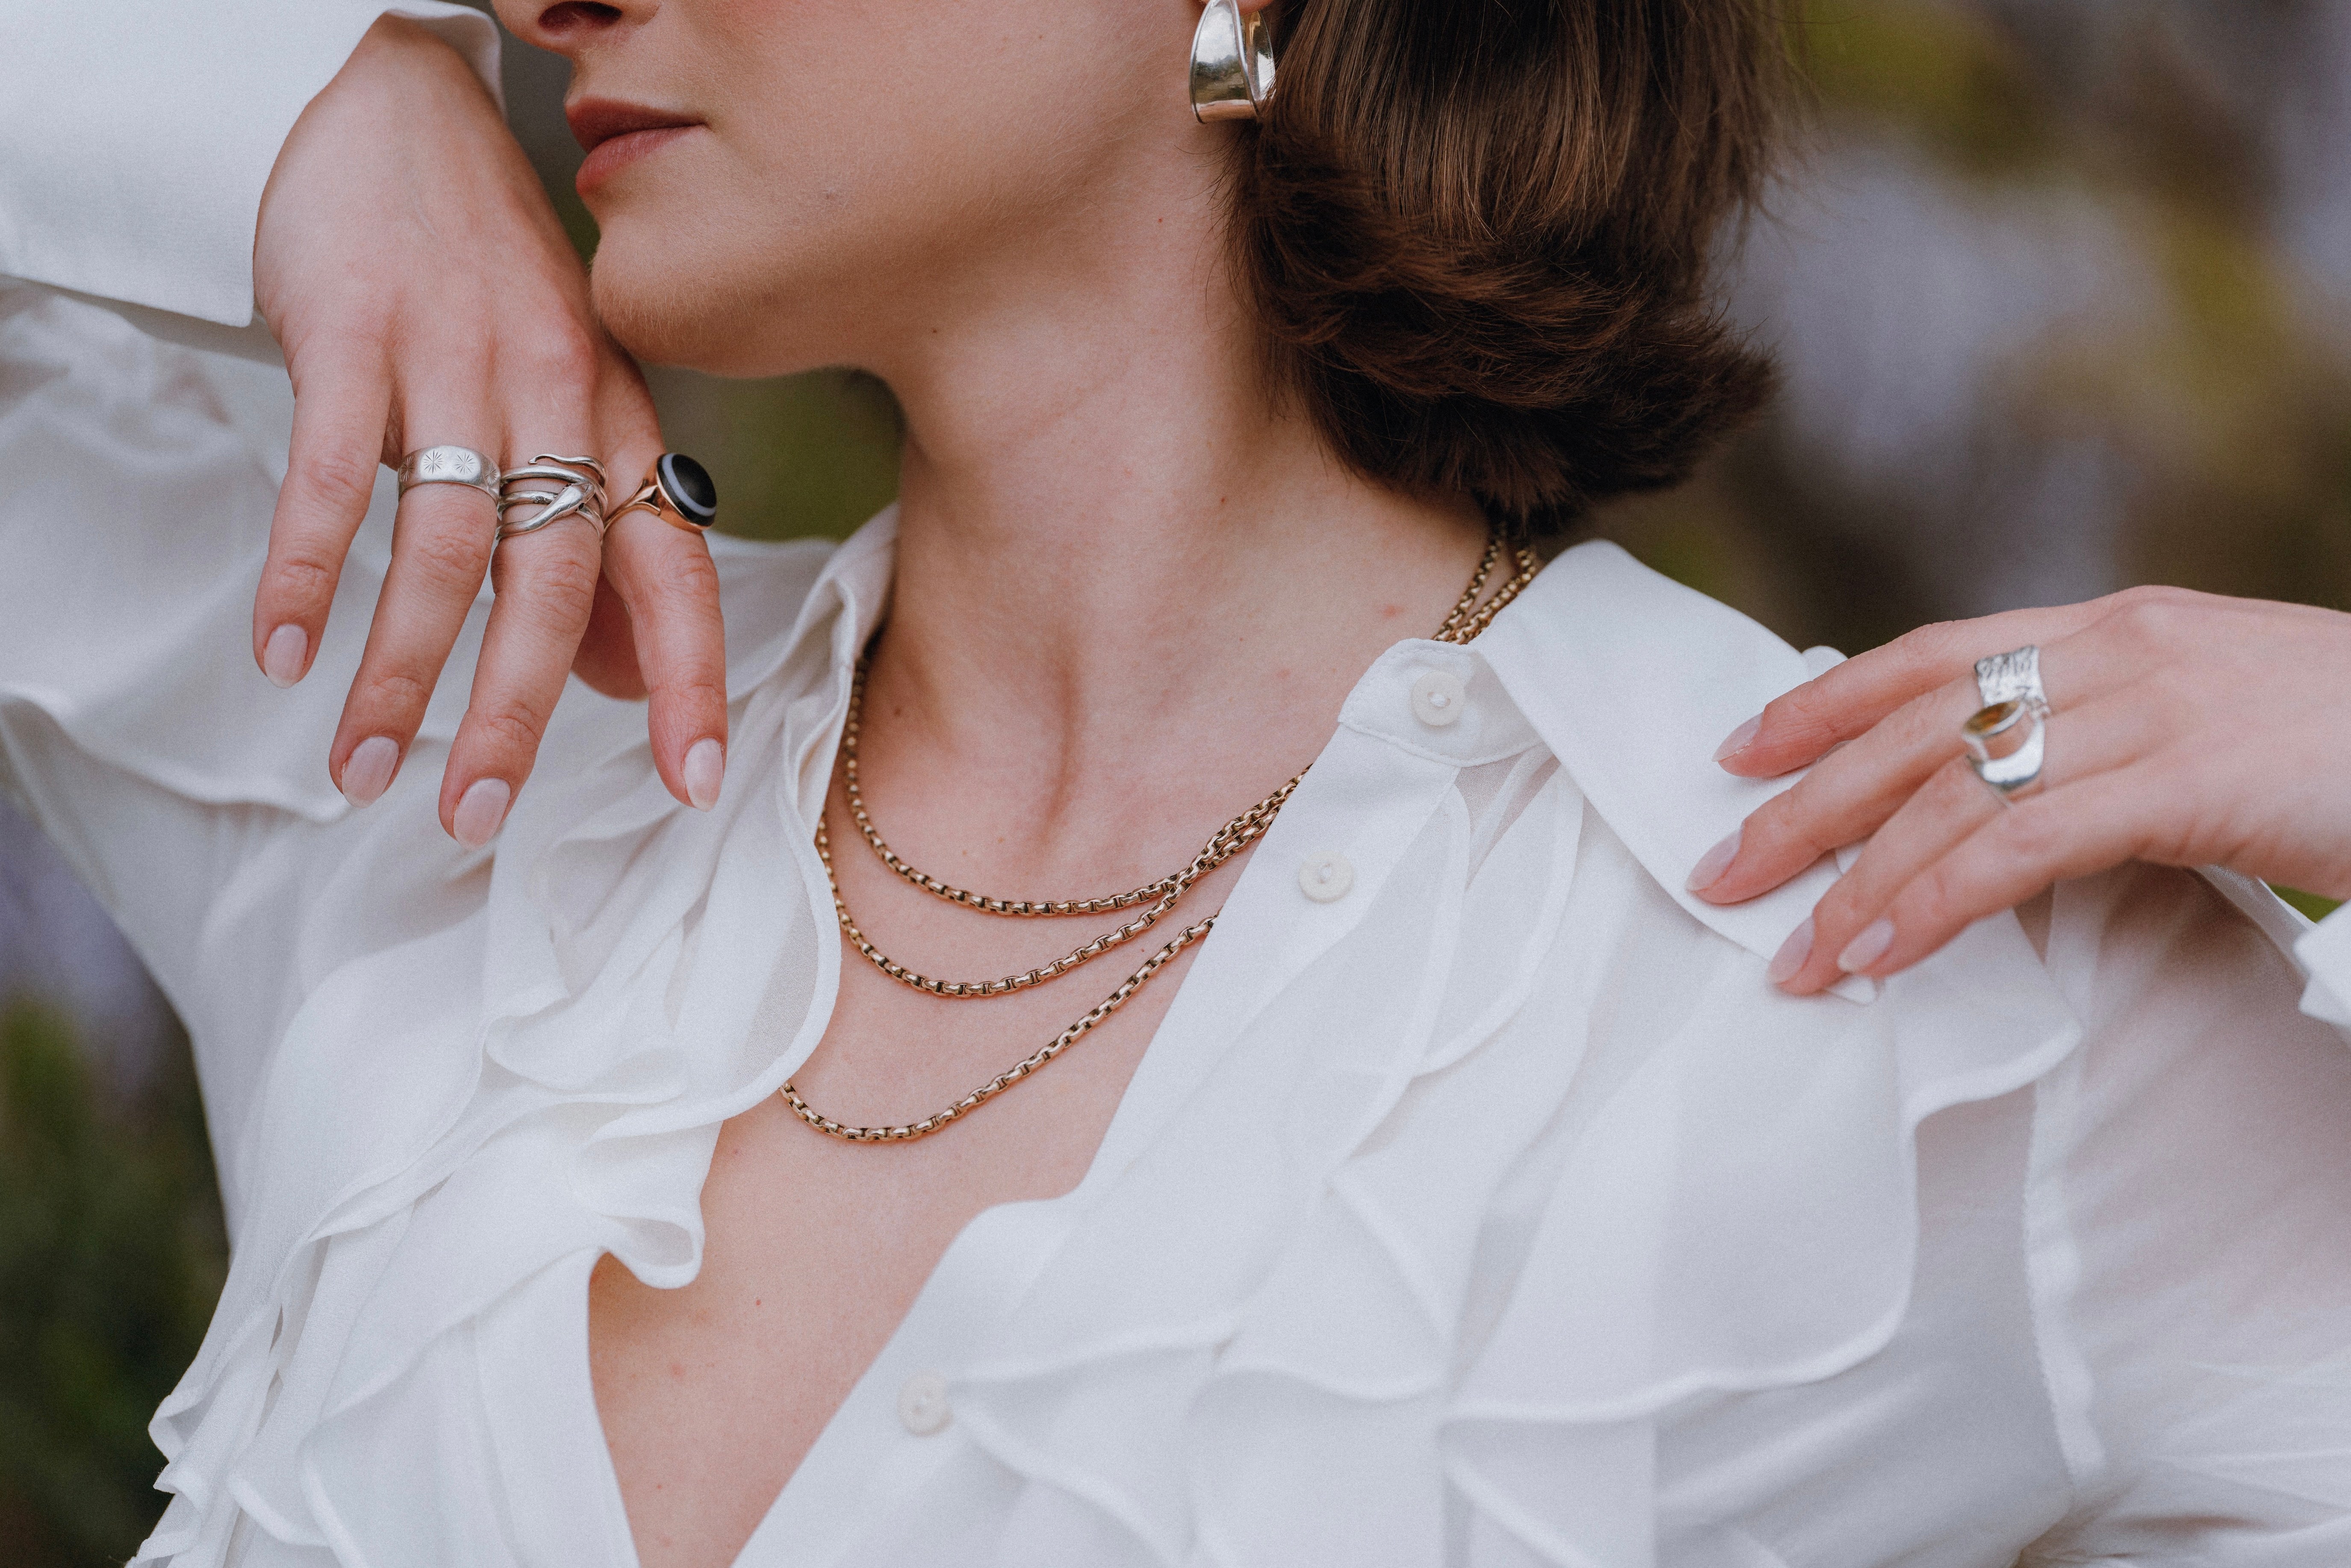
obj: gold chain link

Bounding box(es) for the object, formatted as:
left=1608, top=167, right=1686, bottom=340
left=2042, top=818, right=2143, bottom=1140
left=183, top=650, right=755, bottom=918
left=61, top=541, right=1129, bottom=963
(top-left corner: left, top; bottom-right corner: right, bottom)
left=782, top=531, right=1538, bottom=1142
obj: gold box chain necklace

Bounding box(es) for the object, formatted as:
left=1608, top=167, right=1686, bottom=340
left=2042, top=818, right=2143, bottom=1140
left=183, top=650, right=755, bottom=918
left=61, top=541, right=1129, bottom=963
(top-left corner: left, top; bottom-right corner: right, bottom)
left=782, top=533, right=1538, bottom=1143
left=815, top=769, right=1299, bottom=1000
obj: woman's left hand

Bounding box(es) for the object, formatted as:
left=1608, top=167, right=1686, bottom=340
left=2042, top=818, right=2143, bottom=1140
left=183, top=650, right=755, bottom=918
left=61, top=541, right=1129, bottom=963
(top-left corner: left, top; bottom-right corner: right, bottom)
left=1688, top=586, right=2351, bottom=994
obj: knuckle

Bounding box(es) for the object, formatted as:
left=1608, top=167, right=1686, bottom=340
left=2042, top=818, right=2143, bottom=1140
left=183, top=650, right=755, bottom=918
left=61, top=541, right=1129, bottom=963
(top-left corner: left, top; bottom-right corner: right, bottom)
left=2103, top=587, right=2206, bottom=648
left=625, top=540, right=723, bottom=611
left=469, top=700, right=550, bottom=756
left=266, top=546, right=342, bottom=606
left=292, top=446, right=380, bottom=510
left=524, top=324, right=603, bottom=389
left=1760, top=780, right=1835, bottom=859
left=1899, top=617, right=1973, bottom=665
left=1993, top=797, right=2068, bottom=865
left=500, top=548, right=604, bottom=630
left=654, top=673, right=731, bottom=714
left=355, top=667, right=436, bottom=721
left=406, top=523, right=495, bottom=593
left=1906, top=854, right=1968, bottom=927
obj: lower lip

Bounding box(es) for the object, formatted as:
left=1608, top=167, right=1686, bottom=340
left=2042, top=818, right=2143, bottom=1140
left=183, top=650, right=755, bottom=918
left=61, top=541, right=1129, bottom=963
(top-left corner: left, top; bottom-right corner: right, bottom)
left=577, top=124, right=701, bottom=194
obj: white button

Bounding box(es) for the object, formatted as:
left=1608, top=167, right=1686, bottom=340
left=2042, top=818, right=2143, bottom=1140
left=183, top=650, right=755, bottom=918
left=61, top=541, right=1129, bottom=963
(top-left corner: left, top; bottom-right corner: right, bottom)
left=1410, top=670, right=1467, bottom=728
left=1298, top=850, right=1354, bottom=903
left=898, top=1371, right=952, bottom=1436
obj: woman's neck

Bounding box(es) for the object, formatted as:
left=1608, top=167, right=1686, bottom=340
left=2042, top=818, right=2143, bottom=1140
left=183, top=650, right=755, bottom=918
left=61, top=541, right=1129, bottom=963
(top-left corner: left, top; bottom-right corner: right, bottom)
left=846, top=133, right=1487, bottom=883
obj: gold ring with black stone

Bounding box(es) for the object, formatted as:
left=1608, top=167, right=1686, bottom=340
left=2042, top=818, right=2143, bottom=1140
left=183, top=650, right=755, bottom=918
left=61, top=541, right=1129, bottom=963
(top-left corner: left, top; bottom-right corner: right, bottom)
left=613, top=452, right=718, bottom=533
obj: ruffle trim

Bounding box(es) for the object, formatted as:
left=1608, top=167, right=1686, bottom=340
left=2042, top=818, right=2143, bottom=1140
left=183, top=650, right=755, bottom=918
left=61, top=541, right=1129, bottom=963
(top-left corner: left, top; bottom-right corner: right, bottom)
left=937, top=792, right=2077, bottom=1567
left=924, top=552, right=2087, bottom=1568
left=131, top=520, right=889, bottom=1565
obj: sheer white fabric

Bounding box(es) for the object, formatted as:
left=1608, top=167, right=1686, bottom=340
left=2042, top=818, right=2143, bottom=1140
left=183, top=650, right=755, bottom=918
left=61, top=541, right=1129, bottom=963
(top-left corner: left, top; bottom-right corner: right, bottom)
left=5, top=11, right=2351, bottom=1565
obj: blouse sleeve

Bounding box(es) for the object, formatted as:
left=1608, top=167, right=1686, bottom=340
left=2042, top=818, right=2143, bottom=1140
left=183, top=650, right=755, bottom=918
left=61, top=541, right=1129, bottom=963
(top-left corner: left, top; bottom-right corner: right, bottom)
left=2025, top=863, right=2351, bottom=1562
left=2294, top=905, right=2351, bottom=1032
left=0, top=0, right=498, bottom=330
left=0, top=2, right=506, bottom=1212
left=0, top=284, right=503, bottom=1227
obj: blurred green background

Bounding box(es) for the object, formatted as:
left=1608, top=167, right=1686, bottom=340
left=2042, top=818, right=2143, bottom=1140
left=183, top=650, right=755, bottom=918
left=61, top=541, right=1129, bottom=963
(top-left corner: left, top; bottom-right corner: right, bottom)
left=6, top=2, right=2351, bottom=1559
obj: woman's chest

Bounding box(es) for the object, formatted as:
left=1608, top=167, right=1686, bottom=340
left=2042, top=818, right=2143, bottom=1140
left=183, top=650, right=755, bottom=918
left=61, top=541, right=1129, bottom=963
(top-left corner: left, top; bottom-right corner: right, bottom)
left=583, top=927, right=1200, bottom=1568
left=544, top=1035, right=2069, bottom=1568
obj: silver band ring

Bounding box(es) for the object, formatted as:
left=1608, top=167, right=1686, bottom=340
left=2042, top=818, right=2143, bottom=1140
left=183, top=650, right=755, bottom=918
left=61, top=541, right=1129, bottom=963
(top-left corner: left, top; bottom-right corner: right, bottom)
left=1963, top=645, right=2051, bottom=801
left=396, top=445, right=501, bottom=499
left=495, top=454, right=609, bottom=544
left=1962, top=698, right=2047, bottom=800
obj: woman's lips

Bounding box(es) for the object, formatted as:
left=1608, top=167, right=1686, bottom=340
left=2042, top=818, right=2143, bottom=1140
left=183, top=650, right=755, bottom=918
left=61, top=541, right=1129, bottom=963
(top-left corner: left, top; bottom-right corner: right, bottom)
left=568, top=99, right=704, bottom=194
left=576, top=124, right=698, bottom=192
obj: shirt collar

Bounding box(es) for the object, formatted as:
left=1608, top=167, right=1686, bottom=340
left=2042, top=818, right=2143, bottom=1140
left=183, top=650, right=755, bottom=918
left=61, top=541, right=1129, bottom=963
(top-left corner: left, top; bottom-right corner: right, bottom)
left=1476, top=540, right=1853, bottom=988
left=743, top=520, right=1834, bottom=988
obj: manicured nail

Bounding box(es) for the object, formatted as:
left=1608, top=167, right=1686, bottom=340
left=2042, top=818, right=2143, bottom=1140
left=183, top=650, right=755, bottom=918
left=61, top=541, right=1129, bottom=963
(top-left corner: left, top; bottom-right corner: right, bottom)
left=452, top=777, right=512, bottom=848
left=262, top=624, right=308, bottom=689
left=1767, top=917, right=1813, bottom=986
left=1685, top=825, right=1741, bottom=893
left=1837, top=918, right=1895, bottom=974
left=1713, top=715, right=1761, bottom=764
left=340, top=736, right=399, bottom=808
left=683, top=738, right=725, bottom=812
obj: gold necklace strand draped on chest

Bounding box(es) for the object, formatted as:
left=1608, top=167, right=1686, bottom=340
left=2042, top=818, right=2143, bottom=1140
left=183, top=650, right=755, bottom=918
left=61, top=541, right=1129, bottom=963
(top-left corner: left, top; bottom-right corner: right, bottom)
left=781, top=532, right=1541, bottom=1142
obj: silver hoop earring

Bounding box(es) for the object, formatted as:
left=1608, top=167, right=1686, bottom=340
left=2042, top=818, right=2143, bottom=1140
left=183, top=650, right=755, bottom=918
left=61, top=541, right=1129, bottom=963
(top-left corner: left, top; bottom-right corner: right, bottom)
left=1191, top=0, right=1275, bottom=122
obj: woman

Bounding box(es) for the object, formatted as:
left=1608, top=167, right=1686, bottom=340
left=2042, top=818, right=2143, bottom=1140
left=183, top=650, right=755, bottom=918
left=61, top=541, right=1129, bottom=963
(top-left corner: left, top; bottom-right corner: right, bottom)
left=4, top=3, right=2351, bottom=1568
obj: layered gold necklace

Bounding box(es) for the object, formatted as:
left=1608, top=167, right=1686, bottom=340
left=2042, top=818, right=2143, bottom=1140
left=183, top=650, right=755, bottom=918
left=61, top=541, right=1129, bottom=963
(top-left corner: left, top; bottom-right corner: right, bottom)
left=782, top=532, right=1540, bottom=1143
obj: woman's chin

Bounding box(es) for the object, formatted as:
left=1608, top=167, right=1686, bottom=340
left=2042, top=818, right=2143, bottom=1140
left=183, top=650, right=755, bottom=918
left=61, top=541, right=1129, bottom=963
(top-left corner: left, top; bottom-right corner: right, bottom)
left=589, top=243, right=757, bottom=375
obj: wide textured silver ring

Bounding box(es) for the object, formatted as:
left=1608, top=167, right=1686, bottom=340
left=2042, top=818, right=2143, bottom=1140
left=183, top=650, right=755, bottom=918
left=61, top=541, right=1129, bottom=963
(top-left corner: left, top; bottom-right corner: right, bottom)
left=495, top=455, right=609, bottom=544
left=396, top=445, right=501, bottom=500
left=1974, top=645, right=2050, bottom=717
left=1964, top=643, right=2051, bottom=802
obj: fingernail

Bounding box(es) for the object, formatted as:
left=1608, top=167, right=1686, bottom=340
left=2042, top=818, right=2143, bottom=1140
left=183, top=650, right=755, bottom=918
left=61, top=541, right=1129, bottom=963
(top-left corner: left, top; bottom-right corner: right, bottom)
left=340, top=736, right=399, bottom=808
left=1685, top=825, right=1741, bottom=894
left=452, top=777, right=512, bottom=848
left=1713, top=714, right=1761, bottom=764
left=1767, top=917, right=1814, bottom=986
left=683, top=738, right=725, bottom=812
left=1837, top=918, right=1896, bottom=975
left=262, top=624, right=308, bottom=689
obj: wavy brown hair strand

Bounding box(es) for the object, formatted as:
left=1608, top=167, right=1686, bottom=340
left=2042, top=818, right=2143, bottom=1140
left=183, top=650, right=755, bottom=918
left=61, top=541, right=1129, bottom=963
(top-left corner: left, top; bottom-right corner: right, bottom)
left=1234, top=0, right=1789, bottom=541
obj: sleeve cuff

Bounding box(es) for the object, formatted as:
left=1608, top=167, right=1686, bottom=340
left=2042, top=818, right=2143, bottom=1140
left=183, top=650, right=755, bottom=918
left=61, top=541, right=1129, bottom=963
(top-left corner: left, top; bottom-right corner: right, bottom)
left=0, top=2, right=501, bottom=328
left=2296, top=903, right=2351, bottom=1030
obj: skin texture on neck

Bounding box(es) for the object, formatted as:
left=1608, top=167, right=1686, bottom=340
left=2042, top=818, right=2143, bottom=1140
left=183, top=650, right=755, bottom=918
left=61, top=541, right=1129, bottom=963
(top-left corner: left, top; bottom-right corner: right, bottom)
left=869, top=206, right=1488, bottom=891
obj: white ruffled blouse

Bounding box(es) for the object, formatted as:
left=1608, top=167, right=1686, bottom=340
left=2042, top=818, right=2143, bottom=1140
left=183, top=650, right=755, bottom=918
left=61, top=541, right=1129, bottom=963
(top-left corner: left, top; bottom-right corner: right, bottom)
left=8, top=8, right=2351, bottom=1567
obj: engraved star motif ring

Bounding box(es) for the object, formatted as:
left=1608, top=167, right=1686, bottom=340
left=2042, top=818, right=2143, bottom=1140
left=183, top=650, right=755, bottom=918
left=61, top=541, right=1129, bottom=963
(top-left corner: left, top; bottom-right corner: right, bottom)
left=395, top=445, right=501, bottom=500
left=1961, top=644, right=2050, bottom=801
left=612, top=452, right=719, bottom=534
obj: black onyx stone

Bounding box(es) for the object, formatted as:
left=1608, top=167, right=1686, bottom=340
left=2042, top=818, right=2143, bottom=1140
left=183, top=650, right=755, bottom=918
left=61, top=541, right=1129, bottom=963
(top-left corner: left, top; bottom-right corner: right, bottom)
left=658, top=451, right=719, bottom=526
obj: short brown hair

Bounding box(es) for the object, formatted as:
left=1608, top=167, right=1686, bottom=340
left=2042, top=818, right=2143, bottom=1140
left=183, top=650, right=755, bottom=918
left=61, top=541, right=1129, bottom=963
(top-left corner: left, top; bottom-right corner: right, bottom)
left=1233, top=0, right=1788, bottom=541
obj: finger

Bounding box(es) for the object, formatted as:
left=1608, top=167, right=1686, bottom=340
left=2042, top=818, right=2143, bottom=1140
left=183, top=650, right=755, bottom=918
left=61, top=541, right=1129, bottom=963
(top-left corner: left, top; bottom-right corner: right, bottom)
left=571, top=574, right=650, bottom=701
left=1716, top=601, right=2109, bottom=779
left=601, top=483, right=729, bottom=811
left=329, top=462, right=498, bottom=808
left=1774, top=691, right=2165, bottom=994
left=255, top=345, right=393, bottom=688
left=439, top=506, right=607, bottom=844
left=1767, top=756, right=2003, bottom=995
left=1696, top=623, right=2136, bottom=906
left=1692, top=667, right=1985, bottom=906
left=1840, top=768, right=2172, bottom=982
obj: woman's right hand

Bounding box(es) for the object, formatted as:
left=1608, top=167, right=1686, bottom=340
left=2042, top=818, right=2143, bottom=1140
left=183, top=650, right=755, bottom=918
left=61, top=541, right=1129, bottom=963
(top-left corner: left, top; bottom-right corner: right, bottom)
left=251, top=14, right=728, bottom=844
